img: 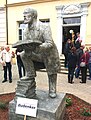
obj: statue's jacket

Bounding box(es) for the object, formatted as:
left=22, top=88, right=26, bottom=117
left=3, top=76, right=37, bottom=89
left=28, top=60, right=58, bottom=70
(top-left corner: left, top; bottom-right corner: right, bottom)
left=23, top=21, right=60, bottom=75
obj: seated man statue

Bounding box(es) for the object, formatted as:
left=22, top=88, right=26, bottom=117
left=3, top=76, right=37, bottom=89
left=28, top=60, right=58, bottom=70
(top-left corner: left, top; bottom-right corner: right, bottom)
left=17, top=7, right=60, bottom=98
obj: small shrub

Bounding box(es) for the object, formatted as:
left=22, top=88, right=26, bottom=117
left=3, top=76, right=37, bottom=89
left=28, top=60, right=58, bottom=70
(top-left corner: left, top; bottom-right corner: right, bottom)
left=80, top=107, right=91, bottom=116
left=0, top=101, right=8, bottom=109
left=66, top=97, right=72, bottom=107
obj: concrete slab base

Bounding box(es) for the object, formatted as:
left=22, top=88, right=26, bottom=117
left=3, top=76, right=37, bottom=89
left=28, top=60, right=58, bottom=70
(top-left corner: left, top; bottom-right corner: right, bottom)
left=9, top=90, right=66, bottom=120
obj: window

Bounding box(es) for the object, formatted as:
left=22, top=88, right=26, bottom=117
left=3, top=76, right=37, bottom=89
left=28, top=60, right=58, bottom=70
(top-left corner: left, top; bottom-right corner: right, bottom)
left=19, top=29, right=22, bottom=40
left=63, top=17, right=81, bottom=24
left=0, top=8, right=6, bottom=41
left=18, top=22, right=27, bottom=40
left=39, top=18, right=50, bottom=23
left=39, top=19, right=50, bottom=25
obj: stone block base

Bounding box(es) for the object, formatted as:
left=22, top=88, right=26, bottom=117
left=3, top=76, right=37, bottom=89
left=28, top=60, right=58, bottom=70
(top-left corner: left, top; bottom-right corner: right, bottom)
left=9, top=90, right=66, bottom=120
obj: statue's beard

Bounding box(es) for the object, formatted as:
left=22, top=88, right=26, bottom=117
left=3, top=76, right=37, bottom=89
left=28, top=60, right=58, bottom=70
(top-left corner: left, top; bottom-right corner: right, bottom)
left=24, top=20, right=29, bottom=24
left=24, top=18, right=33, bottom=25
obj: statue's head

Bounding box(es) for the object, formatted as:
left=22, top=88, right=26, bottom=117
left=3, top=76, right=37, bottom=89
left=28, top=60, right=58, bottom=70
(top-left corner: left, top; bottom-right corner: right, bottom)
left=23, top=7, right=37, bottom=24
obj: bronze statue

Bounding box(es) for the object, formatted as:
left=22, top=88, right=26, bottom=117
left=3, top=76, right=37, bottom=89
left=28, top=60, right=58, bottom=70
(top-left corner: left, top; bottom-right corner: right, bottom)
left=13, top=7, right=60, bottom=98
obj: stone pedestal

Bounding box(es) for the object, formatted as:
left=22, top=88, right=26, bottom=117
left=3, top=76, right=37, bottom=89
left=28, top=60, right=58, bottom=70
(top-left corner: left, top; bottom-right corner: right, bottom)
left=9, top=90, right=66, bottom=120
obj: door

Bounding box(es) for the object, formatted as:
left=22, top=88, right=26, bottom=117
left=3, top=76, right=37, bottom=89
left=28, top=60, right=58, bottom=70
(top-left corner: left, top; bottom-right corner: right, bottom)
left=62, top=26, right=80, bottom=53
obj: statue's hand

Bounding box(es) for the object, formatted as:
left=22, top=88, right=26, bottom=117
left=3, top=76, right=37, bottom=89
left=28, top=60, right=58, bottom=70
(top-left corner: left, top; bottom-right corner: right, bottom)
left=20, top=51, right=25, bottom=57
left=39, top=43, right=48, bottom=51
left=39, top=43, right=53, bottom=52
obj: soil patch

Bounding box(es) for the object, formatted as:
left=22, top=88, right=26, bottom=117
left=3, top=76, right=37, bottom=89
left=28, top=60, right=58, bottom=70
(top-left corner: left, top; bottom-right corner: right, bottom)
left=64, top=94, right=91, bottom=120
left=0, top=92, right=15, bottom=120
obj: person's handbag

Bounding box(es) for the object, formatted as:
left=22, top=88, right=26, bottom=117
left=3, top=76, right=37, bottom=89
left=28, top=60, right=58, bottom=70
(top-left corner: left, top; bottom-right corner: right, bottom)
left=80, top=53, right=86, bottom=67
left=80, top=62, right=86, bottom=67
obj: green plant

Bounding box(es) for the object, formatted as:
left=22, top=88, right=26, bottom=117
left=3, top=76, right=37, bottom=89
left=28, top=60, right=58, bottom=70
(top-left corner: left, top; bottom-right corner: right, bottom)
left=66, top=97, right=72, bottom=107
left=80, top=107, right=91, bottom=116
left=0, top=101, right=8, bottom=109
left=77, top=106, right=91, bottom=116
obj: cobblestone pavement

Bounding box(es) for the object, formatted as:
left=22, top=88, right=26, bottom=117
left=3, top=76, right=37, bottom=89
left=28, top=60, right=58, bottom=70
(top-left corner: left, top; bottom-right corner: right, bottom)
left=0, top=64, right=91, bottom=104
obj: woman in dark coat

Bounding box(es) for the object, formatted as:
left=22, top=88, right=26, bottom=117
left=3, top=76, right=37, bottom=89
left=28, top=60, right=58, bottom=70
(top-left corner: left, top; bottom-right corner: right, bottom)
left=67, top=47, right=77, bottom=83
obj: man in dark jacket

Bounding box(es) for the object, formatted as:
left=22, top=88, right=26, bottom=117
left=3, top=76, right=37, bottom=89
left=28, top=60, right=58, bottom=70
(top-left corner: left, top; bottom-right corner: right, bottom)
left=16, top=48, right=25, bottom=78
left=63, top=39, right=73, bottom=67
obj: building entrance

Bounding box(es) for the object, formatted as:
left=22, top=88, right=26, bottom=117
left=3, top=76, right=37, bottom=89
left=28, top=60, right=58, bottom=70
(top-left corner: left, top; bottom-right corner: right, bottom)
left=62, top=26, right=80, bottom=53
left=56, top=3, right=89, bottom=55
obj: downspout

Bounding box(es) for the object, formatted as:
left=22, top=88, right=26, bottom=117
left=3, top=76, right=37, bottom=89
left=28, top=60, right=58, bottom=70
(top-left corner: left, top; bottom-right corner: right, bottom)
left=6, top=0, right=8, bottom=45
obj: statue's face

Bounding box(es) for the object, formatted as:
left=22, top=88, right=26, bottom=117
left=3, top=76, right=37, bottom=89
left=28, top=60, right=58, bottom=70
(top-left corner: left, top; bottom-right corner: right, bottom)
left=23, top=12, right=33, bottom=24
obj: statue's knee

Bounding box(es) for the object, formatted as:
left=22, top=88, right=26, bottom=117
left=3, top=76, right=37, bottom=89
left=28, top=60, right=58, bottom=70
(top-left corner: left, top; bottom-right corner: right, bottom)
left=48, top=74, right=57, bottom=80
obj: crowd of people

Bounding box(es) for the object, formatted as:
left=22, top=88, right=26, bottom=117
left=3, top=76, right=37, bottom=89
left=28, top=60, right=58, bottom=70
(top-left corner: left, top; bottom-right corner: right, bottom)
left=63, top=32, right=91, bottom=84
left=0, top=45, right=25, bottom=83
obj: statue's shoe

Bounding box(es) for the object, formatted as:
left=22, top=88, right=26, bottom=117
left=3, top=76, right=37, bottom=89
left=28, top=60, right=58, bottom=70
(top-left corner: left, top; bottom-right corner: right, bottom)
left=49, top=92, right=57, bottom=98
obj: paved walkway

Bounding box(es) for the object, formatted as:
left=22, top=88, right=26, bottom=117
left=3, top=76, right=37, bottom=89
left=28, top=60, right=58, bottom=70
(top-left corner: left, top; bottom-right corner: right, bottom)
left=0, top=64, right=91, bottom=104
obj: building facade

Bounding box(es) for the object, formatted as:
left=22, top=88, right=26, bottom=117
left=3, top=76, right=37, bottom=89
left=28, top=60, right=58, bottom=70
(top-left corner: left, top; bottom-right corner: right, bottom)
left=0, top=0, right=91, bottom=55
left=0, top=0, right=6, bottom=46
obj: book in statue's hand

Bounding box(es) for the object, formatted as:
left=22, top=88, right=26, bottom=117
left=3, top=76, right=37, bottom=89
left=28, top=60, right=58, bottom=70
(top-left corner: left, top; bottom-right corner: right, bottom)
left=12, top=40, right=42, bottom=49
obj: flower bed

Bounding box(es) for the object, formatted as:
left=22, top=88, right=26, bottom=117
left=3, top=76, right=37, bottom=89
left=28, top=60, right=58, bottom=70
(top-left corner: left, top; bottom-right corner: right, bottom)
left=64, top=94, right=91, bottom=120
left=0, top=92, right=15, bottom=120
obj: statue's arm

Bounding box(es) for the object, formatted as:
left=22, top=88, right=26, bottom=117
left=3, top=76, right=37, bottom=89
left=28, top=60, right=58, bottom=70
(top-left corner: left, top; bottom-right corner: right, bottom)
left=39, top=25, right=54, bottom=51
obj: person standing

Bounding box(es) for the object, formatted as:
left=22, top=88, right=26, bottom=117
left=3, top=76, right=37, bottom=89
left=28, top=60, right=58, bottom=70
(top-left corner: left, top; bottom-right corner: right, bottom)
left=88, top=47, right=91, bottom=80
left=75, top=45, right=85, bottom=78
left=16, top=48, right=25, bottom=78
left=0, top=45, right=15, bottom=83
left=67, top=47, right=77, bottom=84
left=0, top=46, right=4, bottom=70
left=63, top=39, right=73, bottom=68
left=80, top=50, right=90, bottom=83
left=75, top=32, right=82, bottom=49
left=0, top=46, right=4, bottom=56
